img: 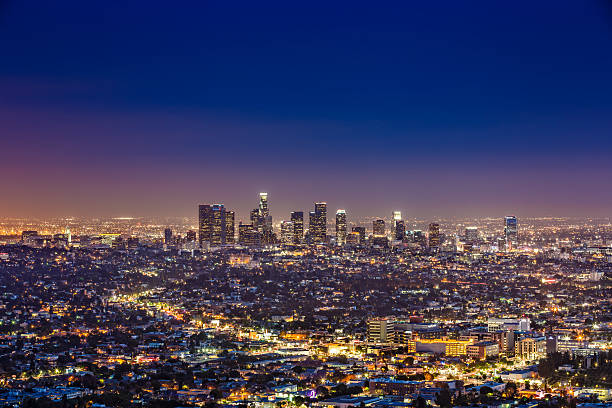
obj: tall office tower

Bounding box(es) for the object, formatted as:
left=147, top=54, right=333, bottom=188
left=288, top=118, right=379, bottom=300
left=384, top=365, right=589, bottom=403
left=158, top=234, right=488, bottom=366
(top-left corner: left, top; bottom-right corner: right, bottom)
left=225, top=210, right=235, bottom=244
left=164, top=228, right=173, bottom=245
left=373, top=219, right=385, bottom=237
left=308, top=211, right=316, bottom=242
left=395, top=220, right=406, bottom=241
left=280, top=221, right=295, bottom=244
left=504, top=215, right=518, bottom=249
left=392, top=211, right=403, bottom=240
left=250, top=192, right=273, bottom=243
left=290, top=211, right=304, bottom=244
left=199, top=203, right=232, bottom=246
left=198, top=205, right=213, bottom=246
left=259, top=192, right=273, bottom=232
left=346, top=231, right=360, bottom=245
left=393, top=211, right=402, bottom=226
left=210, top=204, right=225, bottom=245
left=428, top=223, right=441, bottom=248
left=259, top=192, right=269, bottom=217
left=250, top=208, right=260, bottom=227
left=186, top=230, right=197, bottom=242
left=335, top=209, right=347, bottom=245
left=308, top=202, right=327, bottom=243
left=238, top=223, right=260, bottom=246
left=465, top=226, right=479, bottom=243
left=352, top=226, right=366, bottom=244
left=413, top=230, right=426, bottom=246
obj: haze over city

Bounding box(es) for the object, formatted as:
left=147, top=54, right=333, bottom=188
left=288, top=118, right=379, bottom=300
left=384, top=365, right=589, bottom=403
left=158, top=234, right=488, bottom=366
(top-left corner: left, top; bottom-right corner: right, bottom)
left=2, top=1, right=612, bottom=219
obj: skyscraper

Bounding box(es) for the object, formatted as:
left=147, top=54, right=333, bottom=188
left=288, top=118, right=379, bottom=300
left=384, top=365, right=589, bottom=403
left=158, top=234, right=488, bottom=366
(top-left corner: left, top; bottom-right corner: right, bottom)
left=210, top=204, right=225, bottom=245
left=308, top=211, right=316, bottom=242
left=395, top=220, right=406, bottom=241
left=465, top=226, right=479, bottom=243
left=310, top=202, right=327, bottom=243
left=428, top=223, right=441, bottom=249
left=373, top=219, right=385, bottom=237
left=225, top=210, right=235, bottom=244
left=280, top=221, right=294, bottom=244
left=250, top=208, right=260, bottom=227
left=393, top=211, right=401, bottom=226
left=290, top=211, right=304, bottom=244
left=238, top=223, right=260, bottom=246
left=251, top=192, right=273, bottom=243
left=259, top=192, right=269, bottom=218
left=198, top=205, right=213, bottom=247
left=392, top=211, right=404, bottom=240
left=504, top=216, right=518, bottom=249
left=335, top=209, right=347, bottom=245
left=352, top=226, right=366, bottom=244
left=164, top=228, right=172, bottom=245
left=199, top=204, right=233, bottom=247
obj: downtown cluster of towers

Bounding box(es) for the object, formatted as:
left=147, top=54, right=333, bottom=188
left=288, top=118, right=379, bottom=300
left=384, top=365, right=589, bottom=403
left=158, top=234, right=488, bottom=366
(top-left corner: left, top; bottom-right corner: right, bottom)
left=197, top=193, right=520, bottom=250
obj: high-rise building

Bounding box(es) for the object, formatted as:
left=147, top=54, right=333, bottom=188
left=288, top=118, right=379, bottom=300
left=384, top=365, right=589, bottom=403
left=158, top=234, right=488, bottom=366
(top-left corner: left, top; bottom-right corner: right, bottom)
left=428, top=223, right=441, bottom=248
left=352, top=226, right=366, bottom=244
left=308, top=211, right=316, bottom=242
left=199, top=204, right=233, bottom=247
left=186, top=230, right=197, bottom=242
left=465, top=226, right=478, bottom=243
left=238, top=223, right=260, bottom=246
left=504, top=215, right=518, bottom=249
left=259, top=192, right=269, bottom=217
left=199, top=205, right=213, bottom=247
left=393, top=211, right=402, bottom=225
left=280, top=221, right=294, bottom=244
left=413, top=230, right=426, bottom=246
left=395, top=220, right=406, bottom=241
left=310, top=202, right=327, bottom=243
left=373, top=219, right=385, bottom=237
left=250, top=208, right=260, bottom=227
left=250, top=192, right=273, bottom=243
left=164, top=228, right=173, bottom=245
left=210, top=204, right=225, bottom=245
left=346, top=231, right=360, bottom=245
left=392, top=211, right=403, bottom=240
left=225, top=210, right=235, bottom=244
left=259, top=192, right=272, bottom=233
left=290, top=211, right=304, bottom=244
left=335, top=209, right=347, bottom=245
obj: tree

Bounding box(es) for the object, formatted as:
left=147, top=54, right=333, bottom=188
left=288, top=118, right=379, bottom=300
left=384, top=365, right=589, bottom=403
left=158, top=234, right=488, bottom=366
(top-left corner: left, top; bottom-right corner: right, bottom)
left=210, top=388, right=222, bottom=400
left=479, top=386, right=493, bottom=404
left=436, top=385, right=452, bottom=408
left=332, top=383, right=348, bottom=396
left=347, top=386, right=363, bottom=395
left=505, top=381, right=518, bottom=398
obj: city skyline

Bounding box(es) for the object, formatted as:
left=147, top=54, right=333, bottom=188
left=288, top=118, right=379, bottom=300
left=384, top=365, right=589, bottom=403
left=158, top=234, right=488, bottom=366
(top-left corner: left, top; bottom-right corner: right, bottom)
left=0, top=2, right=611, bottom=406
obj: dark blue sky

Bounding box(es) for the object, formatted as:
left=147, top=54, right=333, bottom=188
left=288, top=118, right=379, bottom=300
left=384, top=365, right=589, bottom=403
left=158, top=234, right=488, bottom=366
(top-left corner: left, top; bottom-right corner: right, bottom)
left=1, top=1, right=612, bottom=219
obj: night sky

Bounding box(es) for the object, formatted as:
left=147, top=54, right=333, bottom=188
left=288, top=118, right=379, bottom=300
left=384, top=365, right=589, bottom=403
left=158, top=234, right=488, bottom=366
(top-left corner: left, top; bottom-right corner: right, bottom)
left=1, top=1, right=612, bottom=220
